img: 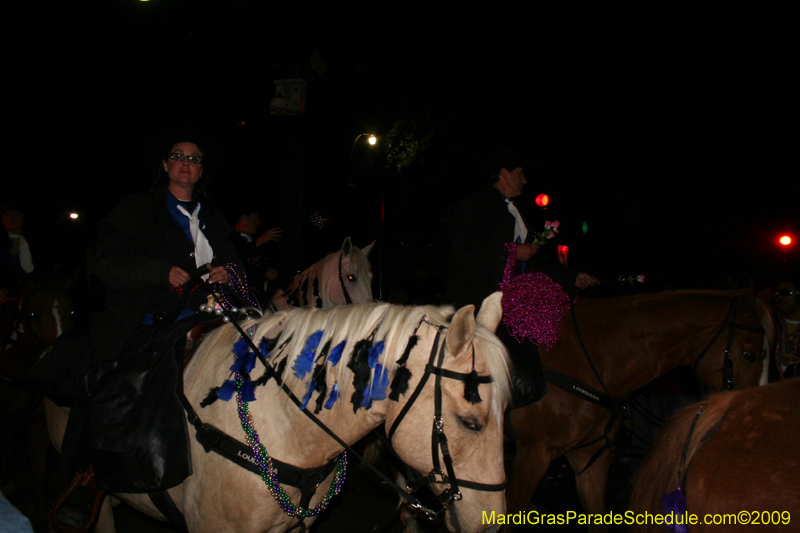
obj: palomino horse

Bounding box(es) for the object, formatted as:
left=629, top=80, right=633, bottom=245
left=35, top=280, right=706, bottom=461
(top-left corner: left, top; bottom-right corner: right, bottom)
left=504, top=290, right=772, bottom=531
left=629, top=378, right=799, bottom=532
left=270, top=237, right=374, bottom=310
left=49, top=293, right=511, bottom=533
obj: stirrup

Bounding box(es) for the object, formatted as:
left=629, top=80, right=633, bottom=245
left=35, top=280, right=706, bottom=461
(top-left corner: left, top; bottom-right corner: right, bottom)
left=50, top=466, right=107, bottom=533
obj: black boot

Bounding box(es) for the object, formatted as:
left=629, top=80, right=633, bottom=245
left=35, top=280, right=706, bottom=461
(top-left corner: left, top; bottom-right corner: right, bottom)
left=497, top=323, right=547, bottom=408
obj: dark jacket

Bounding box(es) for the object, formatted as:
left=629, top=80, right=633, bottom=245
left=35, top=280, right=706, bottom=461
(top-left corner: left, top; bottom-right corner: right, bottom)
left=441, top=186, right=578, bottom=309
left=91, top=189, right=240, bottom=362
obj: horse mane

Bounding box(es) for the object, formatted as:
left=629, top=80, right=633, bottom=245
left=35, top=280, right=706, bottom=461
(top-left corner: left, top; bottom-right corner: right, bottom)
left=628, top=391, right=737, bottom=531
left=208, top=302, right=511, bottom=418
left=281, top=254, right=330, bottom=307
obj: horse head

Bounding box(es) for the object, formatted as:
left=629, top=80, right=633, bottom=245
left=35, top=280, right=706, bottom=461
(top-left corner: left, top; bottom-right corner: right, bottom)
left=20, top=287, right=73, bottom=353
left=693, top=290, right=774, bottom=391
left=382, top=292, right=511, bottom=532
left=321, top=237, right=374, bottom=306
left=271, top=237, right=374, bottom=310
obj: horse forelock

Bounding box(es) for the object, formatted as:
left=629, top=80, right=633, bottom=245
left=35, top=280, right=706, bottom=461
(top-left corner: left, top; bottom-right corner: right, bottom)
left=243, top=302, right=510, bottom=416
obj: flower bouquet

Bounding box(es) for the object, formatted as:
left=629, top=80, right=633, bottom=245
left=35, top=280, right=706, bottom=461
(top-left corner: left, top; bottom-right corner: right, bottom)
left=530, top=220, right=560, bottom=245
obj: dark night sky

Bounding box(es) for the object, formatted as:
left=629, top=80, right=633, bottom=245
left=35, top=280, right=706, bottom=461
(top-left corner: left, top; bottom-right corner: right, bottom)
left=7, top=2, right=797, bottom=297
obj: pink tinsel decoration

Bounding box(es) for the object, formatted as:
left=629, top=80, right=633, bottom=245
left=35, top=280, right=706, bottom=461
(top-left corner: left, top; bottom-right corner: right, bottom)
left=498, top=243, right=571, bottom=350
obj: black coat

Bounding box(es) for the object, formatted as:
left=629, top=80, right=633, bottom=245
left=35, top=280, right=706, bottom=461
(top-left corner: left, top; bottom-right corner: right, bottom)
left=91, top=189, right=240, bottom=362
left=441, top=186, right=578, bottom=310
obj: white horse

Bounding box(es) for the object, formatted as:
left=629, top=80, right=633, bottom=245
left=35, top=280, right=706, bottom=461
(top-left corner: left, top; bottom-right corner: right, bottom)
left=48, top=293, right=511, bottom=532
left=270, top=237, right=374, bottom=310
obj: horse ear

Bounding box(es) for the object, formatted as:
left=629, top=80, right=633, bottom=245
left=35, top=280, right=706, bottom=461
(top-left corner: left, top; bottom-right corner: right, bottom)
left=476, top=292, right=503, bottom=333
left=341, top=236, right=353, bottom=257
left=733, top=289, right=755, bottom=318
left=361, top=240, right=376, bottom=258
left=447, top=304, right=476, bottom=359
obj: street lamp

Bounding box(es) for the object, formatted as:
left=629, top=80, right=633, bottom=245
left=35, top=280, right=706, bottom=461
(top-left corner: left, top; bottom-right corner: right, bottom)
left=351, top=133, right=378, bottom=157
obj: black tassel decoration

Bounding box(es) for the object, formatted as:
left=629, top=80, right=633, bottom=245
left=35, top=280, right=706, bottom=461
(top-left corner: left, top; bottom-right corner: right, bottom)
left=347, top=339, right=373, bottom=413
left=388, top=334, right=418, bottom=401
left=200, top=387, right=221, bottom=407
left=275, top=357, right=288, bottom=384
left=252, top=369, right=272, bottom=388
left=317, top=340, right=332, bottom=363
left=313, top=365, right=328, bottom=414
left=388, top=366, right=412, bottom=401
left=463, top=370, right=483, bottom=404
left=396, top=335, right=418, bottom=367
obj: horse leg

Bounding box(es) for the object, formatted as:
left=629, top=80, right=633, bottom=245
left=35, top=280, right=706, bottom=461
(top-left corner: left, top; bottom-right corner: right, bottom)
left=566, top=446, right=614, bottom=533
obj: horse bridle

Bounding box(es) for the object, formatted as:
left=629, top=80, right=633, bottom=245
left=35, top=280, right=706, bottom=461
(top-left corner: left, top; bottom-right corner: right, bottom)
left=385, top=322, right=508, bottom=518
left=336, top=253, right=353, bottom=305
left=692, top=297, right=765, bottom=390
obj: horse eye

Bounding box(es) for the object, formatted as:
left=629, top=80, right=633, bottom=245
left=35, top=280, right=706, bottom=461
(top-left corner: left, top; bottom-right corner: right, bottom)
left=741, top=351, right=758, bottom=363
left=347, top=275, right=356, bottom=282
left=459, top=417, right=482, bottom=432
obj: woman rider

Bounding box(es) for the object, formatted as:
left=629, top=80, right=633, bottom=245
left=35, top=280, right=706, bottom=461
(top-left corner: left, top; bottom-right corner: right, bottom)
left=91, top=134, right=240, bottom=361
left=53, top=132, right=243, bottom=531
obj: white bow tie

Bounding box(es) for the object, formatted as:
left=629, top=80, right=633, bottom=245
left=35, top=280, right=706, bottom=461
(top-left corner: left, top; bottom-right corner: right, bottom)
left=176, top=204, right=213, bottom=277
left=505, top=199, right=528, bottom=243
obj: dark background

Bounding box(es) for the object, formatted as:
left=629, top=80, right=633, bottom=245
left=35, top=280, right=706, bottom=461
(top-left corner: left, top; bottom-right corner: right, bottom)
left=6, top=1, right=798, bottom=301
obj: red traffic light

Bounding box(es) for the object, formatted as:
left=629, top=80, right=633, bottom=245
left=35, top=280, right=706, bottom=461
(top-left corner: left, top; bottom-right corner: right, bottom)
left=779, top=235, right=792, bottom=246
left=535, top=193, right=549, bottom=207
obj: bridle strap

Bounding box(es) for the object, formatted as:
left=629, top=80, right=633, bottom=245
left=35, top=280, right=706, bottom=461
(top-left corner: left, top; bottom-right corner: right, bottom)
left=337, top=253, right=353, bottom=305
left=387, top=324, right=508, bottom=504
left=427, top=365, right=493, bottom=385
left=430, top=336, right=460, bottom=502
left=692, top=297, right=766, bottom=391
left=692, top=299, right=737, bottom=373
left=387, top=328, right=443, bottom=442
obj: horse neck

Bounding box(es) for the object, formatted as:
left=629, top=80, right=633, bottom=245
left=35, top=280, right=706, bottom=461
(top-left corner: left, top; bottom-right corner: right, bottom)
left=250, top=376, right=384, bottom=468
left=282, top=256, right=329, bottom=308
left=557, top=292, right=732, bottom=396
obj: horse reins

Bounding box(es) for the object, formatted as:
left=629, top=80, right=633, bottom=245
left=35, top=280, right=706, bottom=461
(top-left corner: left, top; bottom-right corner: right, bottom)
left=692, top=297, right=765, bottom=391
left=539, top=304, right=626, bottom=475
left=549, top=295, right=765, bottom=476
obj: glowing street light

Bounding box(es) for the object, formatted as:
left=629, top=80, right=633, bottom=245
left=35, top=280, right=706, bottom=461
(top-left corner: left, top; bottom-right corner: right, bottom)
left=351, top=133, right=378, bottom=157
left=69, top=212, right=79, bottom=220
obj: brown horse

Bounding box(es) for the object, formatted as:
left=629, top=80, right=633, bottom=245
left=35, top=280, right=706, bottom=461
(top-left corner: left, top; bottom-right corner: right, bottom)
left=1, top=281, right=74, bottom=530
left=629, top=377, right=799, bottom=532
left=505, top=289, right=773, bottom=531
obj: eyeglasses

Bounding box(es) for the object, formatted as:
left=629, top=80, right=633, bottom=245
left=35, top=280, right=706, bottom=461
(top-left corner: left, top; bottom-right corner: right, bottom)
left=775, top=290, right=799, bottom=297
left=168, top=152, right=203, bottom=164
